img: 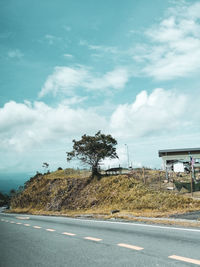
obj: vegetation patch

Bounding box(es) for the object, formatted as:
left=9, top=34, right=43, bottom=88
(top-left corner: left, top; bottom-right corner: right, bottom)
left=10, top=170, right=200, bottom=217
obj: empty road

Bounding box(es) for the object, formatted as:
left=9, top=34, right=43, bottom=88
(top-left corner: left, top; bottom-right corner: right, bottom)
left=0, top=212, right=200, bottom=266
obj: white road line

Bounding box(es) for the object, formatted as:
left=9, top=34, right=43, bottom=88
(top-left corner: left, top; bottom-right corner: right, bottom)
left=16, top=222, right=22, bottom=225
left=169, top=255, right=200, bottom=265
left=33, top=226, right=42, bottom=229
left=24, top=224, right=30, bottom=226
left=10, top=221, right=15, bottom=223
left=118, top=243, right=144, bottom=251
left=46, top=228, right=55, bottom=232
left=62, top=232, right=76, bottom=236
left=16, top=216, right=30, bottom=220
left=84, top=237, right=102, bottom=242
left=70, top=218, right=200, bottom=233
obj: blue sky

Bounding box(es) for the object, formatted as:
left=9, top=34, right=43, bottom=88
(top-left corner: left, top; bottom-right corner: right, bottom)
left=1, top=0, right=200, bottom=178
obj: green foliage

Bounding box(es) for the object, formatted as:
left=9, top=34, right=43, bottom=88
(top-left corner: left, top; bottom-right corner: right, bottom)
left=0, top=191, right=9, bottom=206
left=10, top=189, right=16, bottom=197
left=67, top=131, right=118, bottom=178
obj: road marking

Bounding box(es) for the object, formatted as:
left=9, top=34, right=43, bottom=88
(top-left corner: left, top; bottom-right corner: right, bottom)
left=169, top=255, right=200, bottom=265
left=1, top=219, right=4, bottom=221
left=46, top=228, right=55, bottom=232
left=24, top=224, right=30, bottom=226
left=84, top=237, right=102, bottom=242
left=118, top=243, right=144, bottom=251
left=71, top=218, right=200, bottom=233
left=33, top=226, right=42, bottom=229
left=16, top=216, right=30, bottom=220
left=16, top=222, right=22, bottom=225
left=10, top=221, right=15, bottom=223
left=62, top=232, right=76, bottom=236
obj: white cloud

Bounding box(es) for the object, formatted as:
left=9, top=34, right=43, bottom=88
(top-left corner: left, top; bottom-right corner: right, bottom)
left=39, top=66, right=89, bottom=97
left=0, top=100, right=107, bottom=152
left=84, top=67, right=129, bottom=91
left=60, top=96, right=87, bottom=106
left=44, top=34, right=61, bottom=45
left=8, top=49, right=23, bottom=59
left=134, top=2, right=200, bottom=80
left=79, top=40, right=118, bottom=53
left=39, top=66, right=129, bottom=97
left=110, top=88, right=193, bottom=138
left=63, top=54, right=73, bottom=58
left=1, top=88, right=200, bottom=172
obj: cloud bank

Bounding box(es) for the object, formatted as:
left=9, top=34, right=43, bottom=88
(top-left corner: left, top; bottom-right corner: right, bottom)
left=110, top=88, right=195, bottom=138
left=0, top=100, right=106, bottom=152
left=134, top=2, right=200, bottom=80
left=1, top=88, right=199, bottom=153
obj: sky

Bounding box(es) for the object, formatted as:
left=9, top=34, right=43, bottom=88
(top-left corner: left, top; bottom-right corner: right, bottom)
left=1, top=0, right=200, bottom=180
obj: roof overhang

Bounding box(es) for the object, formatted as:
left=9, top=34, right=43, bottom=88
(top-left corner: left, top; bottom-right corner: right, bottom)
left=158, top=148, right=200, bottom=157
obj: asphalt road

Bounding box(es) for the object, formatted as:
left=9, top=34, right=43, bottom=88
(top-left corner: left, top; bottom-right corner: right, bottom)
left=0, top=212, right=200, bottom=267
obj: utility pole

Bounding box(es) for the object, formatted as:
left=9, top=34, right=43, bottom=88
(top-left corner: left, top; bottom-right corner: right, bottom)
left=125, top=144, right=129, bottom=168
left=191, top=170, right=193, bottom=197
left=190, top=156, right=194, bottom=197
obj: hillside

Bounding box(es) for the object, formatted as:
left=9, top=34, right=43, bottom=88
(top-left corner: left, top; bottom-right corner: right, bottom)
left=0, top=192, right=9, bottom=206
left=10, top=169, right=200, bottom=217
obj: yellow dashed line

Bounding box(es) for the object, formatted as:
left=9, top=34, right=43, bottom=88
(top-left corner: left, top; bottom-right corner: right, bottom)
left=118, top=243, right=144, bottom=251
left=169, top=255, right=200, bottom=265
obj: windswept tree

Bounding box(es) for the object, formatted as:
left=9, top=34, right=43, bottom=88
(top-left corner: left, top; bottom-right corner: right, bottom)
left=67, top=131, right=118, bottom=178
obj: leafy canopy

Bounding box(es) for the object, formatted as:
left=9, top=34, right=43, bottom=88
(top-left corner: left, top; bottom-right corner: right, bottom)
left=67, top=131, right=118, bottom=175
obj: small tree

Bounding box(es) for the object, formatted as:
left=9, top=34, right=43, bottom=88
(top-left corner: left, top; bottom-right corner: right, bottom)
left=42, top=162, right=49, bottom=173
left=67, top=131, right=118, bottom=179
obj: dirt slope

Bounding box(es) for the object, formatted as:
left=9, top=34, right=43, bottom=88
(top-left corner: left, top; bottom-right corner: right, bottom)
left=10, top=170, right=200, bottom=216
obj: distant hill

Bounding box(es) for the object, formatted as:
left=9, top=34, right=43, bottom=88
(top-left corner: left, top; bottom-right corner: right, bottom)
left=0, top=173, right=31, bottom=194
left=10, top=169, right=200, bottom=216
left=0, top=191, right=9, bottom=206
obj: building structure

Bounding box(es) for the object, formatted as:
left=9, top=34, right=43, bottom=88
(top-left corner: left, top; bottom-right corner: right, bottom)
left=158, top=148, right=200, bottom=173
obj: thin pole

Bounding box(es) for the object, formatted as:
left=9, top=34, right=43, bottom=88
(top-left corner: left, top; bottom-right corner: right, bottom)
left=143, top=167, right=146, bottom=184
left=159, top=171, right=161, bottom=190
left=125, top=144, right=130, bottom=168
left=191, top=170, right=193, bottom=197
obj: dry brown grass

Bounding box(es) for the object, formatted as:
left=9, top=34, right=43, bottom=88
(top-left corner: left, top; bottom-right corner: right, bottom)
left=45, top=169, right=91, bottom=179
left=10, top=170, right=200, bottom=218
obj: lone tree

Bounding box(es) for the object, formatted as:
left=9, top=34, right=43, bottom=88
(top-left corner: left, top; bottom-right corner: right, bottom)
left=66, top=131, right=118, bottom=179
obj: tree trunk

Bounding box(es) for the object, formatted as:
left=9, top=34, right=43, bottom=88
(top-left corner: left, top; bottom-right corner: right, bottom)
left=92, top=165, right=101, bottom=180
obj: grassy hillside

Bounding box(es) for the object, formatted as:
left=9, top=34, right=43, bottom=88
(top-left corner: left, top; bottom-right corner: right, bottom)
left=10, top=169, right=200, bottom=217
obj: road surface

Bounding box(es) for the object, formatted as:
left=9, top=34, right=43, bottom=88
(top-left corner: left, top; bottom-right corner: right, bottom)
left=0, top=212, right=200, bottom=266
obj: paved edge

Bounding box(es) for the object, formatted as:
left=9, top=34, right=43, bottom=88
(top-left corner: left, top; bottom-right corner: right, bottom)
left=2, top=211, right=200, bottom=228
